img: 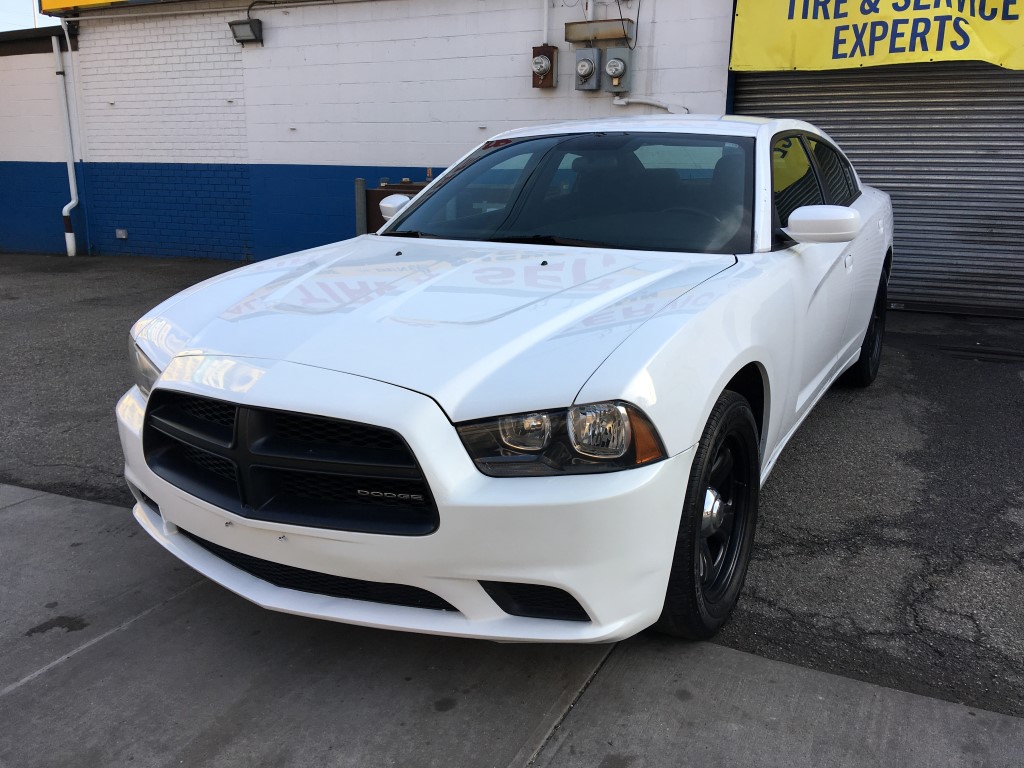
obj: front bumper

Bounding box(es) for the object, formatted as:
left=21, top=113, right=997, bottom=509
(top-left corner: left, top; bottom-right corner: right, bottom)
left=117, top=355, right=694, bottom=643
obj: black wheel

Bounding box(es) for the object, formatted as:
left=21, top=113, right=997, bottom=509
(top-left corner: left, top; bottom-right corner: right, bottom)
left=843, top=276, right=887, bottom=388
left=655, top=391, right=760, bottom=640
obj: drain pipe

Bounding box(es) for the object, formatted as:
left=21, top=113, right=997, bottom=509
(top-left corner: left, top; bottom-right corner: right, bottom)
left=612, top=95, right=689, bottom=114
left=52, top=35, right=78, bottom=257
left=61, top=20, right=84, bottom=163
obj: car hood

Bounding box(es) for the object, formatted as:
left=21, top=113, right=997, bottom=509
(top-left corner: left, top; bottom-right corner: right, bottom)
left=136, top=235, right=734, bottom=422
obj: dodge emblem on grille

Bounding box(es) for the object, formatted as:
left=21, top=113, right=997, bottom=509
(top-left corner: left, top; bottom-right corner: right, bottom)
left=358, top=489, right=424, bottom=502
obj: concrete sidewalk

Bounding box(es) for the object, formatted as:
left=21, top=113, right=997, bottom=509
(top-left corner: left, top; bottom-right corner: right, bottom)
left=2, top=484, right=1021, bottom=768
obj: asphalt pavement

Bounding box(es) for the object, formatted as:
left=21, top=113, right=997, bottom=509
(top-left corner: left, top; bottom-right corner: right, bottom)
left=718, top=311, right=1024, bottom=716
left=1, top=251, right=1024, bottom=764
left=0, top=253, right=237, bottom=504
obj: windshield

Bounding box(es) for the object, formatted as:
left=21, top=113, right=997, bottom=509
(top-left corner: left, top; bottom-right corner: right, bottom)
left=384, top=132, right=755, bottom=254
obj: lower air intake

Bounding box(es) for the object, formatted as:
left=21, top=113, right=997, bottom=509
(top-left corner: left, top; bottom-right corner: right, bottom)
left=481, top=581, right=590, bottom=622
left=179, top=529, right=456, bottom=612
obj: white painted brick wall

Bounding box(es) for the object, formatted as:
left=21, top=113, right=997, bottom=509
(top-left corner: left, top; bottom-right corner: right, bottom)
left=243, top=0, right=733, bottom=167
left=69, top=0, right=732, bottom=167
left=77, top=0, right=247, bottom=163
left=0, top=51, right=67, bottom=163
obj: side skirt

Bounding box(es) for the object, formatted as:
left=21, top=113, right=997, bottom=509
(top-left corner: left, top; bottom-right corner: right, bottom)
left=759, top=347, right=861, bottom=487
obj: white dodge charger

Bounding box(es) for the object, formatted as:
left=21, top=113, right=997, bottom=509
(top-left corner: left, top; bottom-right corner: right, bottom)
left=117, top=116, right=893, bottom=642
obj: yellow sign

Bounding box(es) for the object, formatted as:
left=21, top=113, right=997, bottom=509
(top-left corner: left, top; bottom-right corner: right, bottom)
left=731, top=0, right=1024, bottom=71
left=40, top=0, right=168, bottom=13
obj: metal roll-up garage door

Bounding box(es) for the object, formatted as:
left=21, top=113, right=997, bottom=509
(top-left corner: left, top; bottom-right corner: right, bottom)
left=734, top=63, right=1024, bottom=317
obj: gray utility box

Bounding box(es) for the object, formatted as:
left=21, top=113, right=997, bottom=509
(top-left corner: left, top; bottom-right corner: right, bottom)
left=574, top=47, right=601, bottom=90
left=602, top=47, right=632, bottom=93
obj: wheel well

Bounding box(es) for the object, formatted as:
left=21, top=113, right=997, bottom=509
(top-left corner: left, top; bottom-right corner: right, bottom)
left=724, top=363, right=766, bottom=443
left=883, top=248, right=893, bottom=281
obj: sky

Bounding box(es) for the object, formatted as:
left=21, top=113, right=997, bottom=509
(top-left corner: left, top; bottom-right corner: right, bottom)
left=0, top=0, right=60, bottom=32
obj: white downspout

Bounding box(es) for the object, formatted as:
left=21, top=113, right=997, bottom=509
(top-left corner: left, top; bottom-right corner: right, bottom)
left=52, top=35, right=78, bottom=257
left=61, top=20, right=84, bottom=163
left=612, top=96, right=689, bottom=114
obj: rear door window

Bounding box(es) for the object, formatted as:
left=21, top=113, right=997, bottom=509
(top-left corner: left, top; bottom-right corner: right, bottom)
left=806, top=138, right=858, bottom=206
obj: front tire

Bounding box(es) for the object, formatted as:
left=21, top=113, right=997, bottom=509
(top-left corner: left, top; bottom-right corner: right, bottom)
left=655, top=391, right=760, bottom=640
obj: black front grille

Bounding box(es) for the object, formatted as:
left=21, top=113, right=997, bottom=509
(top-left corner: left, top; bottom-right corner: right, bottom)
left=266, top=411, right=408, bottom=452
left=179, top=528, right=455, bottom=611
left=481, top=581, right=591, bottom=622
left=270, top=470, right=429, bottom=507
left=143, top=391, right=439, bottom=535
left=181, top=444, right=238, bottom=483
left=179, top=396, right=237, bottom=428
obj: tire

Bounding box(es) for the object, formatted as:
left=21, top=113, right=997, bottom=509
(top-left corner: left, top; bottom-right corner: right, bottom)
left=842, top=276, right=887, bottom=388
left=655, top=391, right=760, bottom=640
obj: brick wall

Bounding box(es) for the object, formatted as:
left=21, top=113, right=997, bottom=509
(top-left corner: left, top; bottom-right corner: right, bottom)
left=75, top=0, right=733, bottom=169
left=69, top=2, right=250, bottom=257
left=243, top=0, right=733, bottom=168
left=1, top=0, right=734, bottom=258
left=0, top=51, right=67, bottom=163
left=82, top=162, right=252, bottom=259
left=77, top=0, right=246, bottom=163
left=0, top=47, right=83, bottom=253
left=0, top=162, right=81, bottom=253
left=250, top=163, right=425, bottom=259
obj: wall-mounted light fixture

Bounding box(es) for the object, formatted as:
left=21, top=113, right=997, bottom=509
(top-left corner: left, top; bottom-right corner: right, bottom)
left=229, top=16, right=263, bottom=45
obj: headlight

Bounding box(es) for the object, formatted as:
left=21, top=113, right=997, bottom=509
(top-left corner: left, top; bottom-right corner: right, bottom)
left=569, top=402, right=631, bottom=458
left=128, top=337, right=161, bottom=398
left=457, top=401, right=666, bottom=477
left=499, top=412, right=552, bottom=451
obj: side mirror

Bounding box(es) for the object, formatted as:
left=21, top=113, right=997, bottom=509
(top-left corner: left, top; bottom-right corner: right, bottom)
left=379, top=194, right=411, bottom=222
left=783, top=205, right=862, bottom=244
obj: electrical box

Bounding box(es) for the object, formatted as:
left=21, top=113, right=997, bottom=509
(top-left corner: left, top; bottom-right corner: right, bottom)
left=564, top=19, right=635, bottom=43
left=574, top=47, right=601, bottom=91
left=602, top=47, right=632, bottom=93
left=532, top=45, right=558, bottom=89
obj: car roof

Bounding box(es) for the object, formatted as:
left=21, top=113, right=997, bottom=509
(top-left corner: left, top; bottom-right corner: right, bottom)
left=493, top=114, right=818, bottom=140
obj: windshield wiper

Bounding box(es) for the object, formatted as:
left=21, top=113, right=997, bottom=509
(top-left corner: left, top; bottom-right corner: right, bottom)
left=383, top=230, right=442, bottom=239
left=487, top=234, right=611, bottom=247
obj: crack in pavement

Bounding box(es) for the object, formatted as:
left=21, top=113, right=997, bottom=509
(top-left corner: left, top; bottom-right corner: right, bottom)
left=519, top=643, right=618, bottom=768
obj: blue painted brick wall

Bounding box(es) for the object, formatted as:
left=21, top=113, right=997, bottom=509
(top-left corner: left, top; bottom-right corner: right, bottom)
left=1, top=161, right=428, bottom=260
left=0, top=162, right=85, bottom=254
left=250, top=164, right=425, bottom=260
left=82, top=163, right=254, bottom=260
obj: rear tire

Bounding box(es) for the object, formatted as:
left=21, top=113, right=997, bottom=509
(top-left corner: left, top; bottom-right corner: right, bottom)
left=843, top=276, right=887, bottom=388
left=655, top=391, right=760, bottom=640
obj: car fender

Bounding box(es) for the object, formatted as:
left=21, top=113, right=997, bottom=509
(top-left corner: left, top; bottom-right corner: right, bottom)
left=575, top=263, right=794, bottom=461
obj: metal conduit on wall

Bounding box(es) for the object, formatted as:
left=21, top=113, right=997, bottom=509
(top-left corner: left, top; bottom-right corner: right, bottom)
left=734, top=62, right=1024, bottom=318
